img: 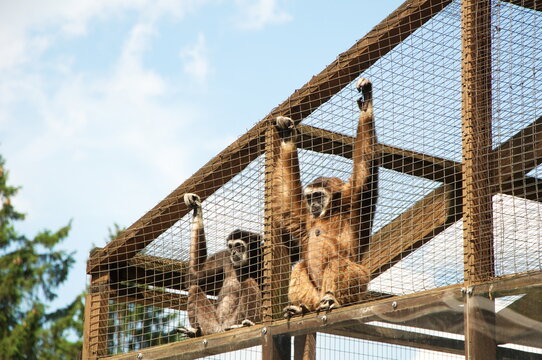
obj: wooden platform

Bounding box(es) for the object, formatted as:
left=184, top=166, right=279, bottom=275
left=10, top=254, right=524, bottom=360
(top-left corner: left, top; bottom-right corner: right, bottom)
left=101, top=271, right=542, bottom=360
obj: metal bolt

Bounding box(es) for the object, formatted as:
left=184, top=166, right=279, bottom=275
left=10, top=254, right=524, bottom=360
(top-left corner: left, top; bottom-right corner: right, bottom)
left=392, top=301, right=397, bottom=309
left=261, top=327, right=267, bottom=335
left=467, top=287, right=473, bottom=296
left=321, top=315, right=327, bottom=324
left=461, top=287, right=466, bottom=295
left=137, top=353, right=143, bottom=360
left=202, top=339, right=208, bottom=346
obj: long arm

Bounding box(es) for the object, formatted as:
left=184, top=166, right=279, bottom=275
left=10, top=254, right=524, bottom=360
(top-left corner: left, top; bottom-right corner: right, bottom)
left=184, top=193, right=232, bottom=295
left=349, top=78, right=379, bottom=262
left=184, top=193, right=207, bottom=275
left=272, top=116, right=307, bottom=261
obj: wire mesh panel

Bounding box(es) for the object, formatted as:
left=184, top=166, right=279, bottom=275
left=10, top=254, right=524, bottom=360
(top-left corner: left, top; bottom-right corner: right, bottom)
left=201, top=347, right=262, bottom=360
left=107, top=303, right=182, bottom=354
left=84, top=0, right=542, bottom=359
left=105, top=155, right=265, bottom=356
left=317, top=333, right=465, bottom=360
left=492, top=0, right=542, bottom=277
left=290, top=0, right=466, bottom=303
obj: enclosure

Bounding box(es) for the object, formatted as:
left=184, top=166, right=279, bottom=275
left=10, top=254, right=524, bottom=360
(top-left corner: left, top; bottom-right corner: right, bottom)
left=82, top=0, right=542, bottom=359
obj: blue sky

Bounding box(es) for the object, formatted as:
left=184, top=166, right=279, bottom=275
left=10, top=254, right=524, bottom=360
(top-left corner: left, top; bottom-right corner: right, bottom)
left=0, top=1, right=404, bottom=311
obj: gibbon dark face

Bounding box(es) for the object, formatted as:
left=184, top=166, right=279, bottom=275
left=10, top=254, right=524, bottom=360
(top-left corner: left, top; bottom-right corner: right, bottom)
left=304, top=177, right=344, bottom=218
left=226, top=229, right=261, bottom=268
left=228, top=238, right=248, bottom=267
left=304, top=188, right=329, bottom=218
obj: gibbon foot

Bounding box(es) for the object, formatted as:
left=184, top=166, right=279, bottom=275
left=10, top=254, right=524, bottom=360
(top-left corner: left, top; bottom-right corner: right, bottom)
left=225, top=319, right=255, bottom=331
left=317, top=292, right=341, bottom=313
left=241, top=319, right=255, bottom=327
left=184, top=193, right=201, bottom=209
left=177, top=325, right=202, bottom=338
left=274, top=116, right=297, bottom=143
left=283, top=304, right=310, bottom=319
left=356, top=78, right=372, bottom=110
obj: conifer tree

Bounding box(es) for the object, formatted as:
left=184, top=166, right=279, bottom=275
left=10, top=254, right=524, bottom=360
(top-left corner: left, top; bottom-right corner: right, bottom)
left=0, top=154, right=82, bottom=359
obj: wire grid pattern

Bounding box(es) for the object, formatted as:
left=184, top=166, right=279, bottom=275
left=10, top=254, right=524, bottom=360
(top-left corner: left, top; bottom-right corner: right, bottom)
left=367, top=0, right=540, bottom=296
left=106, top=303, right=183, bottom=354
left=96, top=158, right=265, bottom=356
left=200, top=347, right=262, bottom=360
left=86, top=0, right=542, bottom=358
left=295, top=0, right=465, bottom=298
left=302, top=0, right=463, bottom=162
left=492, top=0, right=542, bottom=277
left=316, top=333, right=463, bottom=360
left=144, top=154, right=265, bottom=261
left=302, top=0, right=465, bottom=298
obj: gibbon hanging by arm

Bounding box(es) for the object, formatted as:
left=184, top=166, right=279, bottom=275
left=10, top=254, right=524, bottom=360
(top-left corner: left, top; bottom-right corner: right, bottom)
left=273, top=78, right=378, bottom=317
left=178, top=193, right=263, bottom=337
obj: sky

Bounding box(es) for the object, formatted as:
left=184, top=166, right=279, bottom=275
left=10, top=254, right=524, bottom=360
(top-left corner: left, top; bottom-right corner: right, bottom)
left=0, top=0, right=405, bottom=312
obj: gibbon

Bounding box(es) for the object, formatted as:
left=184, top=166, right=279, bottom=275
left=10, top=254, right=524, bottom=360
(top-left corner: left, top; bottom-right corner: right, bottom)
left=178, top=193, right=262, bottom=336
left=272, top=78, right=378, bottom=317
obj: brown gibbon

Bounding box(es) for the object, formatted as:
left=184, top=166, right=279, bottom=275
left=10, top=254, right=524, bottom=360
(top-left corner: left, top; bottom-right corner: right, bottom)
left=178, top=193, right=262, bottom=337
left=272, top=78, right=378, bottom=317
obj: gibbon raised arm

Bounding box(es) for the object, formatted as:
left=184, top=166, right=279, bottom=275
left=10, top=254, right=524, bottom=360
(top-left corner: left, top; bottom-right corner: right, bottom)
left=178, top=193, right=262, bottom=337
left=273, top=78, right=378, bottom=317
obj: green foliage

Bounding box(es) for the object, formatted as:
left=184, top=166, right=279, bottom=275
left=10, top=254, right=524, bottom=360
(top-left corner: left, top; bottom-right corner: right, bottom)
left=105, top=225, right=182, bottom=355
left=0, top=154, right=81, bottom=360
left=0, top=153, right=183, bottom=359
left=39, top=293, right=85, bottom=359
left=108, top=302, right=180, bottom=353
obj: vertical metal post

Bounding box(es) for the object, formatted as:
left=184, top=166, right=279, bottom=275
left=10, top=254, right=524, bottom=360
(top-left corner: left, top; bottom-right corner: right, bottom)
left=461, top=0, right=496, bottom=358
left=262, top=124, right=292, bottom=359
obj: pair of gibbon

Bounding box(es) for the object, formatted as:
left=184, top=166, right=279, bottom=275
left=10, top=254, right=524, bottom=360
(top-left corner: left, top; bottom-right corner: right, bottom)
left=181, top=77, right=377, bottom=335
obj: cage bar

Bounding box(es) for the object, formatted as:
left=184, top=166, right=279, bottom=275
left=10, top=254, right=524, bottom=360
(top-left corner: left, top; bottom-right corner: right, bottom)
left=461, top=0, right=497, bottom=358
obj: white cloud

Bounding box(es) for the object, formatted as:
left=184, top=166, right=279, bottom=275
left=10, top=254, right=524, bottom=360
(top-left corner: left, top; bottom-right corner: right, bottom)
left=109, top=22, right=166, bottom=99
left=234, top=0, right=292, bottom=30
left=0, top=0, right=202, bottom=70
left=0, top=0, right=227, bottom=239
left=0, top=5, right=207, bottom=225
left=180, top=33, right=211, bottom=84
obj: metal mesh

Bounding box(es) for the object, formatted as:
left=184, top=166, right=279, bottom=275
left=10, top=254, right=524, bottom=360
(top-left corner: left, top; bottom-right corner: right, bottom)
left=317, top=333, right=464, bottom=360
left=84, top=1, right=542, bottom=359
